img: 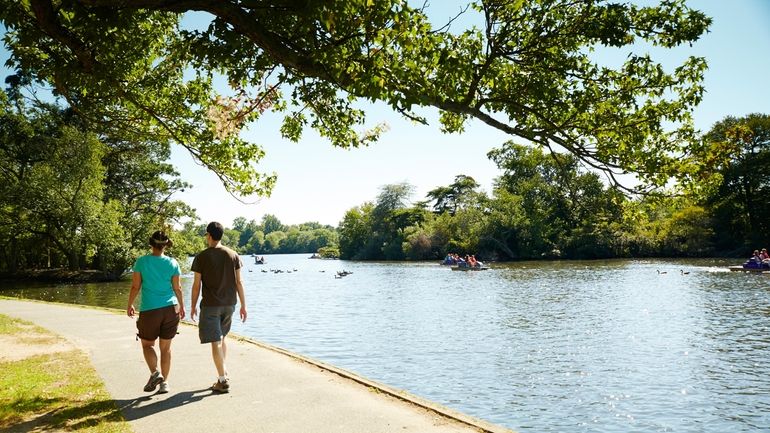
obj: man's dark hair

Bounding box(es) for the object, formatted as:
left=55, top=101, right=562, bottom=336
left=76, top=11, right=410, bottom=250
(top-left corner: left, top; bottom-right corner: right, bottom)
left=206, top=221, right=224, bottom=241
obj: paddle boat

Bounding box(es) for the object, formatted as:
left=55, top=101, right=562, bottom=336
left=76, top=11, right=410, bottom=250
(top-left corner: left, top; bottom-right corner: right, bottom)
left=451, top=265, right=489, bottom=271
left=729, top=265, right=770, bottom=273
left=729, top=258, right=770, bottom=273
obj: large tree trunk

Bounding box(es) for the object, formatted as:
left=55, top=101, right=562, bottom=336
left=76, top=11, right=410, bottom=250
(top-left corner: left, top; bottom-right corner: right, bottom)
left=67, top=251, right=79, bottom=270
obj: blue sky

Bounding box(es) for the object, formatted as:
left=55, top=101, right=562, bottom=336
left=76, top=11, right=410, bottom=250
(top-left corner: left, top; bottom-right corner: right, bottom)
left=3, top=1, right=770, bottom=227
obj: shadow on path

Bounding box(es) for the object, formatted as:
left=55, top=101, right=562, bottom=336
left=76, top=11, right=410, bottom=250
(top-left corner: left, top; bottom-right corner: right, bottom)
left=115, top=388, right=218, bottom=421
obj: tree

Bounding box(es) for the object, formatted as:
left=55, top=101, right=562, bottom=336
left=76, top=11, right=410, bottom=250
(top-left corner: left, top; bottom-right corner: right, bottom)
left=658, top=204, right=714, bottom=257
left=0, top=94, right=107, bottom=270
left=488, top=141, right=625, bottom=259
left=338, top=203, right=376, bottom=260
left=222, top=228, right=241, bottom=251
left=479, top=188, right=528, bottom=259
left=233, top=217, right=259, bottom=249
left=370, top=182, right=416, bottom=260
left=261, top=214, right=285, bottom=236
left=702, top=114, right=770, bottom=252
left=244, top=230, right=265, bottom=254
left=264, top=230, right=287, bottom=253
left=0, top=1, right=712, bottom=196
left=426, top=174, right=481, bottom=215
left=98, top=123, right=196, bottom=273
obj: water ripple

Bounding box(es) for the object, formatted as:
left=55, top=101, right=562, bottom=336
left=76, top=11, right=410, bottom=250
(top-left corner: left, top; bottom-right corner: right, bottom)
left=3, top=256, right=770, bottom=432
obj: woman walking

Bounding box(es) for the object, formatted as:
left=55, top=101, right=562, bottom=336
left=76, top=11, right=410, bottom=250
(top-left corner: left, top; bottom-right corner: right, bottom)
left=127, top=230, right=185, bottom=394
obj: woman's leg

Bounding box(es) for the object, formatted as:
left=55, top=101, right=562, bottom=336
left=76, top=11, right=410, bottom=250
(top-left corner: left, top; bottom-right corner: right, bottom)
left=140, top=338, right=158, bottom=373
left=158, top=338, right=172, bottom=380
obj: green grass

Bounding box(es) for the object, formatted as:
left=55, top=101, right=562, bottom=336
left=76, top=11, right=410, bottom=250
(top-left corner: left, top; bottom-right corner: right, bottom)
left=0, top=314, right=133, bottom=433
left=0, top=314, right=61, bottom=345
left=0, top=314, right=33, bottom=334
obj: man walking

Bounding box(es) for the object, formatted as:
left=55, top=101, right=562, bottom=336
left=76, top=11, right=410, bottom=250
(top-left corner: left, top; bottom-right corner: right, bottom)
left=190, top=221, right=247, bottom=393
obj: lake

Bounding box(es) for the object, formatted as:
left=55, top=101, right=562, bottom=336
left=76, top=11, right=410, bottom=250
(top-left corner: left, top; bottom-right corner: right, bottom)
left=2, top=255, right=769, bottom=433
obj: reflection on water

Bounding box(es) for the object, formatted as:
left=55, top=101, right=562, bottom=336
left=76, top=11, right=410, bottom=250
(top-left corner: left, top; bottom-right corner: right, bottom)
left=2, top=256, right=769, bottom=432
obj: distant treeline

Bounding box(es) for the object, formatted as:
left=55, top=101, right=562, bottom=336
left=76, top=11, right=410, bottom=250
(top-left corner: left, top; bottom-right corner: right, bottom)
left=1, top=88, right=768, bottom=278
left=185, top=114, right=770, bottom=262
left=178, top=217, right=339, bottom=259
left=334, top=115, right=762, bottom=261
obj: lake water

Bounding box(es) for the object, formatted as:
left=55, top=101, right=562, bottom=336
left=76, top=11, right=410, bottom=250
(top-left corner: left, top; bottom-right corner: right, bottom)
left=2, top=255, right=769, bottom=433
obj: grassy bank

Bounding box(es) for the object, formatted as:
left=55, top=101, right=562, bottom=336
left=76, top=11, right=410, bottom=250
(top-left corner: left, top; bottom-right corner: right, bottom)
left=0, top=314, right=132, bottom=432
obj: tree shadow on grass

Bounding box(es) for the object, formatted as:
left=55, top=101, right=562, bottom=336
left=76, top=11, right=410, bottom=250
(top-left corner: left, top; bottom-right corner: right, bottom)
left=0, top=398, right=124, bottom=433
left=0, top=388, right=216, bottom=432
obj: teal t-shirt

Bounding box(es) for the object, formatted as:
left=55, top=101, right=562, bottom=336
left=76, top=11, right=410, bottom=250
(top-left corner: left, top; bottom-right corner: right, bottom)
left=132, top=254, right=181, bottom=311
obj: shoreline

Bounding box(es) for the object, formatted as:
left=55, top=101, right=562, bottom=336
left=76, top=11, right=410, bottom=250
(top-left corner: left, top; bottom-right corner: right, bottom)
left=0, top=268, right=125, bottom=284
left=0, top=298, right=516, bottom=433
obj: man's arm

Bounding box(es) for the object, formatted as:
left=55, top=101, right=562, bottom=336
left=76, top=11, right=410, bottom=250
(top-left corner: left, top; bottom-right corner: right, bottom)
left=190, top=272, right=201, bottom=322
left=235, top=268, right=247, bottom=322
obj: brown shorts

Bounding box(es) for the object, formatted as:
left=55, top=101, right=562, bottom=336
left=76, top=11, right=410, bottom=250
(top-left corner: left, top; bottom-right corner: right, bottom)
left=136, top=305, right=179, bottom=341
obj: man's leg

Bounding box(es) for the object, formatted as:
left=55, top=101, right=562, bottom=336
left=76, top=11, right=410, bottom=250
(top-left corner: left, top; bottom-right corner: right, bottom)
left=222, top=336, right=229, bottom=376
left=211, top=338, right=227, bottom=377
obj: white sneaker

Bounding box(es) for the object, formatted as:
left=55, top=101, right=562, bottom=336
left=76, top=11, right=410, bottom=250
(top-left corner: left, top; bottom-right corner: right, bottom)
left=157, top=381, right=170, bottom=394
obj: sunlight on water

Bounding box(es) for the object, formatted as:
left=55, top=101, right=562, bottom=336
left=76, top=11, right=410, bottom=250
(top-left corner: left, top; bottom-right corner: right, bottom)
left=2, top=256, right=769, bottom=432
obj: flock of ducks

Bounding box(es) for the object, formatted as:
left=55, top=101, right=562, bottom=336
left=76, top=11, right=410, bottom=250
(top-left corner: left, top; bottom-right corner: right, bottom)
left=247, top=267, right=354, bottom=278
left=334, top=270, right=354, bottom=279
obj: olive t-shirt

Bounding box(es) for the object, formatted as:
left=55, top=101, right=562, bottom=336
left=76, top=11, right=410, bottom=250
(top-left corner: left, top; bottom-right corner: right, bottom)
left=190, top=246, right=243, bottom=306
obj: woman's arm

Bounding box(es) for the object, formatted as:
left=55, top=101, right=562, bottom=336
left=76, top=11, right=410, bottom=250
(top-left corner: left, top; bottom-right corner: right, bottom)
left=127, top=272, right=142, bottom=317
left=172, top=274, right=185, bottom=319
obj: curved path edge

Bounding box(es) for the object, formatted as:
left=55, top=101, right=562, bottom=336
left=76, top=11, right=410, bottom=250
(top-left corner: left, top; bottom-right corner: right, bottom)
left=0, top=298, right=516, bottom=433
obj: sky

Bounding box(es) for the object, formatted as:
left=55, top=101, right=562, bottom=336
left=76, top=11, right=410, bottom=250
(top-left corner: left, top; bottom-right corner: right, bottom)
left=169, top=0, right=770, bottom=227
left=3, top=1, right=770, bottom=228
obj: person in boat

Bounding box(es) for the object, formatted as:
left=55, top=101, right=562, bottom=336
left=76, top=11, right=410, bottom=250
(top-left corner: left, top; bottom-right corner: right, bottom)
left=743, top=250, right=768, bottom=269
left=752, top=250, right=762, bottom=264
left=468, top=255, right=478, bottom=268
left=761, top=248, right=770, bottom=263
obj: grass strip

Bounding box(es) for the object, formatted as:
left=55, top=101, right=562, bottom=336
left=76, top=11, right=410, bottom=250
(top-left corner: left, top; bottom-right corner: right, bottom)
left=0, top=314, right=132, bottom=433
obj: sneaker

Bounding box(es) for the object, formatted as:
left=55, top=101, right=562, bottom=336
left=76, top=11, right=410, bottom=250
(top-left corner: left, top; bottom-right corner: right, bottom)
left=211, top=378, right=230, bottom=393
left=157, top=381, right=170, bottom=394
left=143, top=371, right=164, bottom=392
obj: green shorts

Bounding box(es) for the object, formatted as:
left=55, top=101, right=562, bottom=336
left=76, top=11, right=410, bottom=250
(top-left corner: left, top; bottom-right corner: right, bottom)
left=199, top=305, right=235, bottom=344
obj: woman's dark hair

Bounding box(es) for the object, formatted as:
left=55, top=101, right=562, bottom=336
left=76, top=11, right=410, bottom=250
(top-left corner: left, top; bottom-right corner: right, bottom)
left=149, top=231, right=173, bottom=249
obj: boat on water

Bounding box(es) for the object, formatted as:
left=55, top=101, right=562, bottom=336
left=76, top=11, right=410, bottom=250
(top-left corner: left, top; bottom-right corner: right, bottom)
left=728, top=256, right=770, bottom=273
left=451, top=265, right=489, bottom=271
left=729, top=265, right=770, bottom=273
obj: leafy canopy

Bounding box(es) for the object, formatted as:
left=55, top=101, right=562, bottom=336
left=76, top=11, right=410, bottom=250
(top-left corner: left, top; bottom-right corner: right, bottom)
left=1, top=0, right=711, bottom=195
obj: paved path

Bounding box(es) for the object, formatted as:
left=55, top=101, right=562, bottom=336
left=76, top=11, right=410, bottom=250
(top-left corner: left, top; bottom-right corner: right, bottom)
left=0, top=299, right=514, bottom=433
